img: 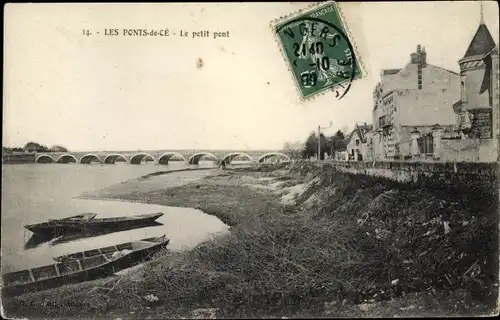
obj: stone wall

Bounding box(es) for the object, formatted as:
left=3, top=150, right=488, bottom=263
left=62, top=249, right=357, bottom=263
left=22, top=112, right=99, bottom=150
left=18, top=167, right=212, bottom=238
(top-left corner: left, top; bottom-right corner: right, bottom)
left=2, top=153, right=36, bottom=164
left=322, top=160, right=498, bottom=185
left=396, top=89, right=460, bottom=127
left=439, top=139, right=496, bottom=162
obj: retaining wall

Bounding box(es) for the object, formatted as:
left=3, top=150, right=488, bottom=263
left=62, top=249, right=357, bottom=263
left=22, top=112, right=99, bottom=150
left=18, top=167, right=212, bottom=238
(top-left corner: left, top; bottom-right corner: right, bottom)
left=318, top=160, right=498, bottom=185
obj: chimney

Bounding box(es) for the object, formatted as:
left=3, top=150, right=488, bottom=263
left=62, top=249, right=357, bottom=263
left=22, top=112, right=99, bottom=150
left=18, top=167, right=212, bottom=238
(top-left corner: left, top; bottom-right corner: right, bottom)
left=417, top=45, right=423, bottom=90
left=421, top=46, right=427, bottom=67
left=410, top=52, right=418, bottom=63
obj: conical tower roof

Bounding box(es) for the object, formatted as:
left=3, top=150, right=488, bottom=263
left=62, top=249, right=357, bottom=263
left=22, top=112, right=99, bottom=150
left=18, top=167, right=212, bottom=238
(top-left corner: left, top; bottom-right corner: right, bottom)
left=463, top=23, right=496, bottom=59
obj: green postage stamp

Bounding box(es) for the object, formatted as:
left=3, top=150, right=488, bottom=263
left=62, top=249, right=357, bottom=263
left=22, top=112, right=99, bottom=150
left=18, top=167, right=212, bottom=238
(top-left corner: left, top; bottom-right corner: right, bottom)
left=272, top=1, right=363, bottom=100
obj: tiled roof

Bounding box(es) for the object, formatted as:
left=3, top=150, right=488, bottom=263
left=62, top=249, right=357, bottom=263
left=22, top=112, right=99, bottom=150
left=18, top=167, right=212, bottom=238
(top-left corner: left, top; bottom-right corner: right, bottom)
left=463, top=24, right=496, bottom=59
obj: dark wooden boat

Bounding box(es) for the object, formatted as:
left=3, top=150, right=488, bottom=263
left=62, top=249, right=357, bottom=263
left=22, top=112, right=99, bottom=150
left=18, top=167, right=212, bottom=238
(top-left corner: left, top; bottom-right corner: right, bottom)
left=24, top=221, right=164, bottom=250
left=48, top=213, right=98, bottom=222
left=23, top=213, right=98, bottom=236
left=2, top=235, right=170, bottom=296
left=24, top=212, right=164, bottom=236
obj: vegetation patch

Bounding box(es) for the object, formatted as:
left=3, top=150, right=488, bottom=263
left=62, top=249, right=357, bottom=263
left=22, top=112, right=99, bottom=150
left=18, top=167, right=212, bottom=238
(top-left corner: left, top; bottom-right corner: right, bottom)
left=3, top=162, right=498, bottom=318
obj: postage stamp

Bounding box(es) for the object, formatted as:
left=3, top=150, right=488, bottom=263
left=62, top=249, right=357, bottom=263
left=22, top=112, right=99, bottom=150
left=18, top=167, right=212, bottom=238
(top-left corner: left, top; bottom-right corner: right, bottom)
left=272, top=1, right=364, bottom=100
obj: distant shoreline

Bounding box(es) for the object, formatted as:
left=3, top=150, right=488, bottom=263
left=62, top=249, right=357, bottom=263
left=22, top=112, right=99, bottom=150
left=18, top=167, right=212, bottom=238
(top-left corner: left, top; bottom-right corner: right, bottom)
left=2, top=153, right=36, bottom=164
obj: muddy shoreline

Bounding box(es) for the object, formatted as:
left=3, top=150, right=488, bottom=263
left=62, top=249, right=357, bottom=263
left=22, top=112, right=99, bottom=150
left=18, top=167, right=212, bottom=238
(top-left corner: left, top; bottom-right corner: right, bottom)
left=3, top=163, right=498, bottom=318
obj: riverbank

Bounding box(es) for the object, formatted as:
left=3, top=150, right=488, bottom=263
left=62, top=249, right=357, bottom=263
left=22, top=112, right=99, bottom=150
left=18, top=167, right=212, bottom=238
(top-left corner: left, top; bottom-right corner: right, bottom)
left=3, top=162, right=498, bottom=318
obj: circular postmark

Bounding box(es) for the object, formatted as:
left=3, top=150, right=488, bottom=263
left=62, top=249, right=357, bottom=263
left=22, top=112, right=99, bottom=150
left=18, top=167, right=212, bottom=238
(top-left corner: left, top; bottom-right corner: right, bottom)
left=276, top=17, right=357, bottom=100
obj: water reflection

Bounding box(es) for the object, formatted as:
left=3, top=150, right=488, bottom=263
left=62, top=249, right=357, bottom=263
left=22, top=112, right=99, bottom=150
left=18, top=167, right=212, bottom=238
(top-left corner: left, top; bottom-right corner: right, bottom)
left=2, top=165, right=229, bottom=274
left=24, top=221, right=164, bottom=249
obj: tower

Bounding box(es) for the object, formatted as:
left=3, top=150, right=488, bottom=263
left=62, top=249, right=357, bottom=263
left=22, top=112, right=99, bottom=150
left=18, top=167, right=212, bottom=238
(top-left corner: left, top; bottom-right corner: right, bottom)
left=491, top=45, right=499, bottom=160
left=417, top=45, right=423, bottom=90
left=456, top=2, right=497, bottom=138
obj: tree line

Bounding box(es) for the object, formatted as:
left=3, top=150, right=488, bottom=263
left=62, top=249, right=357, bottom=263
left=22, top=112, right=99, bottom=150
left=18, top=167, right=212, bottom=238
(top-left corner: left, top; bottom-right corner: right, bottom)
left=2, top=142, right=68, bottom=153
left=283, top=130, right=348, bottom=161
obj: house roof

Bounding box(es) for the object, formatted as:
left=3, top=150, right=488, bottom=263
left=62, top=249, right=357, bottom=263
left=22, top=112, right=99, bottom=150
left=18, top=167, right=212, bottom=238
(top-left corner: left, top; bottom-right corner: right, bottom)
left=382, top=69, right=402, bottom=75
left=427, top=64, right=460, bottom=76
left=453, top=100, right=462, bottom=112
left=463, top=23, right=496, bottom=59
left=379, top=63, right=459, bottom=92
left=350, top=124, right=373, bottom=144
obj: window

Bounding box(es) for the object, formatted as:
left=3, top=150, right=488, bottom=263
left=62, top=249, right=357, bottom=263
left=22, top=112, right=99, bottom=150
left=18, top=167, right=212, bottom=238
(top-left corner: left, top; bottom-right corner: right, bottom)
left=417, top=133, right=434, bottom=154
left=459, top=111, right=472, bottom=130
left=378, top=116, right=386, bottom=127
left=355, top=139, right=360, bottom=146
left=461, top=76, right=467, bottom=102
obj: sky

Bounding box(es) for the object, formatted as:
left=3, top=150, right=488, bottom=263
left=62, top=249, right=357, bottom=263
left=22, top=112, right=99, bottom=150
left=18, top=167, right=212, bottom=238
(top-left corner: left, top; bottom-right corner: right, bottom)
left=3, top=1, right=499, bottom=151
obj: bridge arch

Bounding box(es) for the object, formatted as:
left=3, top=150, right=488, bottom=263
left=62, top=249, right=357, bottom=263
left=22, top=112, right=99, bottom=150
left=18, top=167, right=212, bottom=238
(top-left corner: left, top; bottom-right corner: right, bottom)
left=130, top=153, right=155, bottom=165
left=103, top=154, right=128, bottom=164
left=35, top=154, right=55, bottom=163
left=56, top=154, right=77, bottom=163
left=257, top=152, right=290, bottom=163
left=80, top=154, right=103, bottom=164
left=188, top=152, right=219, bottom=165
left=158, top=152, right=186, bottom=165
left=221, top=152, right=253, bottom=164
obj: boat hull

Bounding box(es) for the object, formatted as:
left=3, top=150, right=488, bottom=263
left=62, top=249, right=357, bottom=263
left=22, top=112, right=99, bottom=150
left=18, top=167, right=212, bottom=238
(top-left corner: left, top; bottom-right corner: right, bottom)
left=59, top=214, right=164, bottom=230
left=2, top=238, right=169, bottom=296
left=24, top=213, right=164, bottom=236
left=24, top=223, right=82, bottom=236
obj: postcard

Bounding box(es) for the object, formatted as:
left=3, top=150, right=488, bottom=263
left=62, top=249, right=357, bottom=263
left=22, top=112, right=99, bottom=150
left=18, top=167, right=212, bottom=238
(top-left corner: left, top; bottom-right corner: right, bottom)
left=2, top=2, right=499, bottom=319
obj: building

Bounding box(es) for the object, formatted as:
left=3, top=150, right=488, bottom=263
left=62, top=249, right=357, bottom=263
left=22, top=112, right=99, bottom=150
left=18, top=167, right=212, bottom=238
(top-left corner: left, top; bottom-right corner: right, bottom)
left=495, top=45, right=500, bottom=162
left=436, top=13, right=499, bottom=162
left=334, top=150, right=348, bottom=161
left=372, top=45, right=461, bottom=160
left=346, top=123, right=372, bottom=161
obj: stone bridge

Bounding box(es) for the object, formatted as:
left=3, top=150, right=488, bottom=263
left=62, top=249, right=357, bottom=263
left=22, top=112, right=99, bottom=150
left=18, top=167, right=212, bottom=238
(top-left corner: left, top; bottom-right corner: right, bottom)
left=33, top=150, right=290, bottom=165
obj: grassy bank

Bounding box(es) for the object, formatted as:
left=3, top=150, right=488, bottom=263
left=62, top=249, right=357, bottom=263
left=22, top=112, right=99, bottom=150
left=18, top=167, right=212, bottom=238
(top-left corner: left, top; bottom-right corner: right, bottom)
left=3, top=163, right=498, bottom=318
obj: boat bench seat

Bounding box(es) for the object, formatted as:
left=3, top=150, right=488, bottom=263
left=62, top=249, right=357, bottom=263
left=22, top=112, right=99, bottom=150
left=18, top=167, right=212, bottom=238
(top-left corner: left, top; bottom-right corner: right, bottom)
left=32, top=265, right=58, bottom=280
left=100, top=246, right=117, bottom=254
left=84, top=249, right=101, bottom=257
left=116, top=243, right=134, bottom=251
left=58, top=261, right=80, bottom=275
left=81, top=255, right=108, bottom=269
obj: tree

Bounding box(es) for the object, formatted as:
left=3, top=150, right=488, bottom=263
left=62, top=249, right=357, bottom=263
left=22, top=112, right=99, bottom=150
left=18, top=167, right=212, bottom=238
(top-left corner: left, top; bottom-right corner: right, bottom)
left=22, top=142, right=68, bottom=153
left=283, top=141, right=304, bottom=161
left=23, top=142, right=48, bottom=153
left=302, top=131, right=330, bottom=160
left=49, top=145, right=68, bottom=152
left=329, top=130, right=347, bottom=155
left=3, top=146, right=27, bottom=153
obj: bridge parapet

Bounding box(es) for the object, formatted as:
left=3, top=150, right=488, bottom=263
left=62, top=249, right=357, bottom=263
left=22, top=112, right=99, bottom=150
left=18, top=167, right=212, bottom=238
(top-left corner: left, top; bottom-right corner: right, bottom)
left=33, top=150, right=289, bottom=164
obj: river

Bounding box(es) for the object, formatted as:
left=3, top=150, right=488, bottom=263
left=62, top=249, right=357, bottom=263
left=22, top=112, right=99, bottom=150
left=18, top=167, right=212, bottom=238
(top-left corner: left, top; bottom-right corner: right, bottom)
left=1, top=162, right=230, bottom=274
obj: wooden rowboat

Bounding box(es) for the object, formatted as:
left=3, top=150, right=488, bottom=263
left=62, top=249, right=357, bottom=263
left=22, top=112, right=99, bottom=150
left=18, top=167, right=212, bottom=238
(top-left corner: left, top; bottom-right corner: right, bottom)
left=24, top=212, right=164, bottom=236
left=53, top=236, right=167, bottom=262
left=2, top=235, right=170, bottom=296
left=23, top=213, right=98, bottom=237
left=48, top=213, right=98, bottom=221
